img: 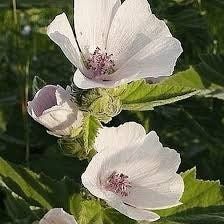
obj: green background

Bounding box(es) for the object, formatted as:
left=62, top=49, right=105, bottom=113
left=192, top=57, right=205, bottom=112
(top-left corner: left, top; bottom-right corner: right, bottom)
left=0, top=0, right=224, bottom=222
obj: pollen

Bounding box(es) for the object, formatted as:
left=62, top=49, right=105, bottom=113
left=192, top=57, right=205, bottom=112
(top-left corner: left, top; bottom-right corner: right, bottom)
left=87, top=47, right=115, bottom=78
left=104, top=171, right=131, bottom=197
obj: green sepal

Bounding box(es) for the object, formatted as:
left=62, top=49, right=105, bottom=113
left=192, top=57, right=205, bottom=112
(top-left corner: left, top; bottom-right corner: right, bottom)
left=74, top=87, right=122, bottom=123
left=59, top=114, right=101, bottom=160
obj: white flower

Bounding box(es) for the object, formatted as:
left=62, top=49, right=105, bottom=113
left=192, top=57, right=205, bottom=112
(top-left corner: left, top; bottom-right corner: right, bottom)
left=28, top=85, right=83, bottom=137
left=82, top=122, right=184, bottom=221
left=47, top=0, right=183, bottom=89
left=39, top=208, right=77, bottom=224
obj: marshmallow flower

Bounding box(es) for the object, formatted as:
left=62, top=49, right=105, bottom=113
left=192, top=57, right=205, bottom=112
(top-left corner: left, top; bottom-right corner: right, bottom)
left=47, top=0, right=183, bottom=89
left=28, top=85, right=83, bottom=137
left=82, top=122, right=184, bottom=221
left=39, top=208, right=77, bottom=224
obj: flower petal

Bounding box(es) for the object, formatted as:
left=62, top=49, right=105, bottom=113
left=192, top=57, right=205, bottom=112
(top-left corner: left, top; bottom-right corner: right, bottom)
left=81, top=151, right=108, bottom=200
left=39, top=208, right=77, bottom=224
left=111, top=36, right=183, bottom=82
left=107, top=199, right=160, bottom=221
left=87, top=130, right=183, bottom=208
left=28, top=85, right=83, bottom=137
left=46, top=109, right=84, bottom=137
left=106, top=0, right=171, bottom=68
left=74, top=0, right=121, bottom=53
left=125, top=132, right=181, bottom=184
left=124, top=174, right=184, bottom=210
left=82, top=127, right=183, bottom=219
left=82, top=136, right=143, bottom=202
left=38, top=108, right=76, bottom=132
left=55, top=85, right=71, bottom=105
left=116, top=131, right=184, bottom=209
left=47, top=13, right=82, bottom=69
left=28, top=85, right=57, bottom=117
left=73, top=69, right=121, bottom=89
left=82, top=131, right=156, bottom=199
left=94, top=122, right=146, bottom=153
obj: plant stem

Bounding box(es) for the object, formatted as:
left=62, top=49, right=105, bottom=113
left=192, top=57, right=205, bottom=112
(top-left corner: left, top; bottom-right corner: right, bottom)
left=24, top=60, right=30, bottom=167
left=12, top=0, right=17, bottom=25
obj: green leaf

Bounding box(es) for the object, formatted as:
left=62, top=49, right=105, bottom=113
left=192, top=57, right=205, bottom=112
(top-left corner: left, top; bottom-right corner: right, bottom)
left=110, top=68, right=205, bottom=111
left=154, top=168, right=224, bottom=224
left=194, top=54, right=224, bottom=100
left=82, top=114, right=101, bottom=153
left=32, top=76, right=47, bottom=96
left=76, top=200, right=135, bottom=224
left=202, top=1, right=224, bottom=53
left=0, top=157, right=80, bottom=211
left=59, top=115, right=101, bottom=160
left=204, top=88, right=224, bottom=100
left=162, top=67, right=206, bottom=89
left=3, top=190, right=43, bottom=223
left=196, top=54, right=224, bottom=87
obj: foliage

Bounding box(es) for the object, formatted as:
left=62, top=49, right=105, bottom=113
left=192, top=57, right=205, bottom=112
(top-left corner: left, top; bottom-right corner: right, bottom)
left=1, top=158, right=223, bottom=224
left=0, top=0, right=224, bottom=223
left=156, top=168, right=224, bottom=224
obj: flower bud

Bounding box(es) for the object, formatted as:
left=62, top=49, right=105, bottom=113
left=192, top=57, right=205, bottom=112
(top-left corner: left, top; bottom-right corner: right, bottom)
left=39, top=208, right=77, bottom=224
left=28, top=85, right=83, bottom=137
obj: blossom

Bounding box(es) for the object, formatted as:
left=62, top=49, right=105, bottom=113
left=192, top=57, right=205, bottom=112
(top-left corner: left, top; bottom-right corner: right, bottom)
left=39, top=208, right=77, bottom=224
left=82, top=122, right=184, bottom=221
left=27, top=85, right=83, bottom=137
left=47, top=0, right=183, bottom=89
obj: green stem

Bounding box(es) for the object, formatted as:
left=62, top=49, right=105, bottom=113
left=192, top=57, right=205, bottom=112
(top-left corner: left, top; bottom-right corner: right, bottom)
left=12, top=0, right=17, bottom=25
left=24, top=60, right=30, bottom=167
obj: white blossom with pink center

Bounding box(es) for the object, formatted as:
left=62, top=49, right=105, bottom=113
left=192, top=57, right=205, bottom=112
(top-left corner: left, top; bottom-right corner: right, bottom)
left=47, top=0, right=183, bottom=89
left=39, top=208, right=77, bottom=224
left=27, top=85, right=83, bottom=137
left=81, top=122, right=184, bottom=221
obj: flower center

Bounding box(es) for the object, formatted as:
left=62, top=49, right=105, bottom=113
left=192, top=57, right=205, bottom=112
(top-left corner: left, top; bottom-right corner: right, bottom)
left=86, top=47, right=115, bottom=78
left=104, top=171, right=131, bottom=197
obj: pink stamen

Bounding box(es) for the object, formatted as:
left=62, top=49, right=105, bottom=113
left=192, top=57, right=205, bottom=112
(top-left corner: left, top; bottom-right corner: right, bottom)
left=87, top=47, right=115, bottom=78
left=104, top=171, right=131, bottom=197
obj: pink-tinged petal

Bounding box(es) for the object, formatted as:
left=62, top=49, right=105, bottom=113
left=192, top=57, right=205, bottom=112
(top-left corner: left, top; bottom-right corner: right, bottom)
left=39, top=208, right=77, bottom=224
left=82, top=142, right=141, bottom=201
left=73, top=69, right=121, bottom=89
left=111, top=37, right=183, bottom=82
left=28, top=85, right=83, bottom=137
left=81, top=152, right=108, bottom=200
left=74, top=0, right=121, bottom=53
left=82, top=125, right=184, bottom=221
left=114, top=131, right=183, bottom=209
left=81, top=148, right=132, bottom=201
left=94, top=122, right=146, bottom=153
left=39, top=107, right=82, bottom=135
left=45, top=109, right=84, bottom=137
left=107, top=199, right=160, bottom=221
left=124, top=174, right=184, bottom=210
left=28, top=85, right=57, bottom=117
left=125, top=132, right=181, bottom=184
left=38, top=108, right=74, bottom=131
left=106, top=0, right=171, bottom=68
left=47, top=13, right=82, bottom=69
left=74, top=37, right=182, bottom=89
left=55, top=85, right=71, bottom=105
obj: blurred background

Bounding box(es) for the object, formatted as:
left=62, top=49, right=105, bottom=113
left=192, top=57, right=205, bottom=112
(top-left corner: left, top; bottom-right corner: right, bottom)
left=0, top=0, right=224, bottom=221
